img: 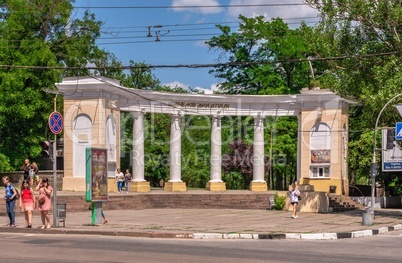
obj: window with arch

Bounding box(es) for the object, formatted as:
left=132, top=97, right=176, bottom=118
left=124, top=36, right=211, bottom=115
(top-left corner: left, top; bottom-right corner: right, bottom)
left=106, top=114, right=117, bottom=163
left=310, top=122, right=331, bottom=178
left=73, top=113, right=92, bottom=178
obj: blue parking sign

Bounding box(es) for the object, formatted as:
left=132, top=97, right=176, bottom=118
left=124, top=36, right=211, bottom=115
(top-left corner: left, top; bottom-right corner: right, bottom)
left=396, top=122, right=402, bottom=140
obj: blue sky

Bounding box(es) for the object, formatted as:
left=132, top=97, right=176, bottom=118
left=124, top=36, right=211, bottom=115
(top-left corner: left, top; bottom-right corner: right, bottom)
left=74, top=0, right=318, bottom=93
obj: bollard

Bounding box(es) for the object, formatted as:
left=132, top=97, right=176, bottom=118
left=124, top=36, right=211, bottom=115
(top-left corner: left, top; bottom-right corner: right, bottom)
left=362, top=212, right=374, bottom=226
left=56, top=203, right=67, bottom=227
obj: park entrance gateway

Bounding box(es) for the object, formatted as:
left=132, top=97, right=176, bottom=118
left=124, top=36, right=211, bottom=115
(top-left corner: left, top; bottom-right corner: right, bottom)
left=56, top=76, right=356, bottom=195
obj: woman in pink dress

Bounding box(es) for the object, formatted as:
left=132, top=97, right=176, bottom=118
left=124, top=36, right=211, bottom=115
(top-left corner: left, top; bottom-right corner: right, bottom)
left=35, top=177, right=53, bottom=229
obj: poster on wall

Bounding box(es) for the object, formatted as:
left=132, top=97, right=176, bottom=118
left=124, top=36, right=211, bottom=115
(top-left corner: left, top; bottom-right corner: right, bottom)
left=382, top=129, right=402, bottom=172
left=86, top=147, right=108, bottom=202
left=310, top=149, right=331, bottom=164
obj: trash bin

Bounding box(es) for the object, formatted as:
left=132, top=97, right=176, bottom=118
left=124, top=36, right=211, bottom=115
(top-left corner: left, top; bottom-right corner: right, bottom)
left=57, top=203, right=66, bottom=227
left=329, top=185, right=337, bottom=194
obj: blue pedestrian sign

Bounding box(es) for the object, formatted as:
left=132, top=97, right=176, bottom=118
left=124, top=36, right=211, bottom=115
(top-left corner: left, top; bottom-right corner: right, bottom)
left=396, top=122, right=402, bottom=140
left=49, top=111, right=63, bottom=135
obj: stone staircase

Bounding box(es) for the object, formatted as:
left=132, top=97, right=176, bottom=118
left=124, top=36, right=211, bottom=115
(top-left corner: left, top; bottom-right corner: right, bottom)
left=0, top=192, right=276, bottom=214
left=328, top=194, right=365, bottom=212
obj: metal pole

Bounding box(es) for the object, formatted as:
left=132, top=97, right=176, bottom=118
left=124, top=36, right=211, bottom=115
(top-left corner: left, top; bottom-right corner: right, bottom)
left=269, top=129, right=273, bottom=189
left=52, top=96, right=57, bottom=227
left=53, top=134, right=57, bottom=227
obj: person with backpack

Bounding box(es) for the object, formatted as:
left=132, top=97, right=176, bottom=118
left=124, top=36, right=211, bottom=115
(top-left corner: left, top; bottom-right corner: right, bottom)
left=2, top=176, right=18, bottom=227
left=19, top=179, right=36, bottom=228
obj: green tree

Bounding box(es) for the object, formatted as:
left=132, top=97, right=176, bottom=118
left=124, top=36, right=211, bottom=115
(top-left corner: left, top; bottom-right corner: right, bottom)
left=119, top=60, right=161, bottom=89
left=207, top=16, right=307, bottom=189
left=268, top=117, right=298, bottom=190
left=222, top=140, right=270, bottom=189
left=304, top=0, right=402, bottom=187
left=0, top=0, right=114, bottom=170
left=207, top=15, right=311, bottom=95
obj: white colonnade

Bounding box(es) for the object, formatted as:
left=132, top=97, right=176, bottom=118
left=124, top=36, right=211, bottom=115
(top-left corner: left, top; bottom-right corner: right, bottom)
left=57, top=76, right=354, bottom=194
left=131, top=110, right=267, bottom=192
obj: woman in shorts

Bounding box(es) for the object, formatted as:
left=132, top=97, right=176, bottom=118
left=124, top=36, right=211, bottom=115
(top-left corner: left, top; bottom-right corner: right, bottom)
left=289, top=183, right=300, bottom=219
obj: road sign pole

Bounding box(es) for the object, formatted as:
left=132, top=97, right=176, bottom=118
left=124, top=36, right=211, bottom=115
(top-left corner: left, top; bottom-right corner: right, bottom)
left=53, top=133, right=57, bottom=227
left=48, top=110, right=63, bottom=228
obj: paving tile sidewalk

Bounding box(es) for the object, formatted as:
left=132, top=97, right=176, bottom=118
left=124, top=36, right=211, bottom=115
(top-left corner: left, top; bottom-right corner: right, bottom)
left=1, top=207, right=401, bottom=239
left=0, top=189, right=401, bottom=239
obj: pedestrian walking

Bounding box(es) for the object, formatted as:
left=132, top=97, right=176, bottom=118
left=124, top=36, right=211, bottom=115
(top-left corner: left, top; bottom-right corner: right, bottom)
left=21, top=158, right=31, bottom=181
left=101, top=196, right=111, bottom=224
left=124, top=169, right=132, bottom=193
left=35, top=177, right=53, bottom=229
left=289, top=183, right=301, bottom=219
left=29, top=162, right=39, bottom=186
left=115, top=168, right=124, bottom=193
left=2, top=176, right=18, bottom=227
left=19, top=179, right=36, bottom=228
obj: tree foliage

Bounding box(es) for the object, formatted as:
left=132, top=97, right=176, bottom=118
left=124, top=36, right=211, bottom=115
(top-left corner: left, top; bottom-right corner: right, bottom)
left=207, top=16, right=305, bottom=189
left=207, top=15, right=311, bottom=95
left=222, top=140, right=270, bottom=189
left=0, top=0, right=119, bottom=171
left=304, top=0, right=402, bottom=187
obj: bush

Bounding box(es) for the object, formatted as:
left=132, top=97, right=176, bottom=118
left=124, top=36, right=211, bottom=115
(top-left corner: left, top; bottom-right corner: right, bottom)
left=273, top=193, right=286, bottom=210
left=222, top=171, right=244, bottom=189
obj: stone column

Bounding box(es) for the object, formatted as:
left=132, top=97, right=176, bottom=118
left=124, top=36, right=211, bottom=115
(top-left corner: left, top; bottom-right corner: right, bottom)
left=250, top=113, right=268, bottom=191
left=206, top=115, right=226, bottom=191
left=165, top=112, right=186, bottom=191
left=131, top=111, right=150, bottom=192
left=297, top=114, right=302, bottom=183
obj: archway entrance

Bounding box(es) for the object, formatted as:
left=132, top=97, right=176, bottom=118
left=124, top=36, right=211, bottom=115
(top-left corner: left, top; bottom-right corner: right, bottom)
left=57, top=76, right=356, bottom=194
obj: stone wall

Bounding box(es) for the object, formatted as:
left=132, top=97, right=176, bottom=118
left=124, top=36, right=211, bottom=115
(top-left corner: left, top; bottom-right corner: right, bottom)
left=0, top=171, right=64, bottom=190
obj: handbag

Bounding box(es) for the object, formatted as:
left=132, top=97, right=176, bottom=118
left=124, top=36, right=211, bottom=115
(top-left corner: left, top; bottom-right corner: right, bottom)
left=38, top=195, right=46, bottom=205
left=297, top=196, right=302, bottom=201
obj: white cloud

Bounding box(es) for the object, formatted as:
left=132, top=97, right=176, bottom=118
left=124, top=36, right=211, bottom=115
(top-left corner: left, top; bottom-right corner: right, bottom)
left=194, top=86, right=212, bottom=94
left=164, top=81, right=219, bottom=94
left=164, top=81, right=191, bottom=91
left=172, top=0, right=223, bottom=14
left=210, top=83, right=221, bottom=93
left=194, top=40, right=209, bottom=47
left=227, top=0, right=318, bottom=24
left=194, top=83, right=221, bottom=94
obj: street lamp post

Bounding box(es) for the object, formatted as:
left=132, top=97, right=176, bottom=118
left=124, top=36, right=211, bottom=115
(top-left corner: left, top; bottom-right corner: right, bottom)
left=367, top=93, right=402, bottom=225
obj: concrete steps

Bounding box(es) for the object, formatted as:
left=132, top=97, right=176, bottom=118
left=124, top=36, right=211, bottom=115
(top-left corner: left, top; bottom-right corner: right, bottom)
left=329, top=194, right=365, bottom=212
left=0, top=193, right=276, bottom=214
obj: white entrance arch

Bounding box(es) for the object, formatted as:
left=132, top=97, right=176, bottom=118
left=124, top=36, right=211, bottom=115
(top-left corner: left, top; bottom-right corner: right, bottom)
left=57, top=77, right=356, bottom=194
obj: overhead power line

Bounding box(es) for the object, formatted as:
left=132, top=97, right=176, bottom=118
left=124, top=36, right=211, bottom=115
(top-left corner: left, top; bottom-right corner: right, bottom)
left=0, top=51, right=401, bottom=70
left=74, top=3, right=308, bottom=9
left=100, top=16, right=319, bottom=30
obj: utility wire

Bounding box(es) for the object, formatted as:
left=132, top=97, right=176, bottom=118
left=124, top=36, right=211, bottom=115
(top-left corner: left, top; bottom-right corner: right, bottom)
left=102, top=20, right=319, bottom=36
left=74, top=3, right=308, bottom=9
left=101, top=16, right=319, bottom=30
left=0, top=51, right=401, bottom=70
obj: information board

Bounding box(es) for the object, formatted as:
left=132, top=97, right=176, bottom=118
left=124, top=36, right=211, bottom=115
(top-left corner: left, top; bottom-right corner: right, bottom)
left=85, top=147, right=108, bottom=202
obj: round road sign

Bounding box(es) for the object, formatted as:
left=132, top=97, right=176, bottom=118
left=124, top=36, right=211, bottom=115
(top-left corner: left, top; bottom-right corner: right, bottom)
left=49, top=111, right=63, bottom=134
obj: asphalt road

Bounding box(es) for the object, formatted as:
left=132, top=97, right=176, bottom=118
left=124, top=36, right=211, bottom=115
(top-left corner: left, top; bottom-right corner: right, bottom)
left=1, top=231, right=402, bottom=263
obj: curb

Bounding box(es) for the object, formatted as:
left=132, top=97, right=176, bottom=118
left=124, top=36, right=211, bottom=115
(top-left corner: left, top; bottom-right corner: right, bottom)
left=0, top=224, right=401, bottom=240
left=193, top=224, right=402, bottom=240
left=0, top=227, right=195, bottom=239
